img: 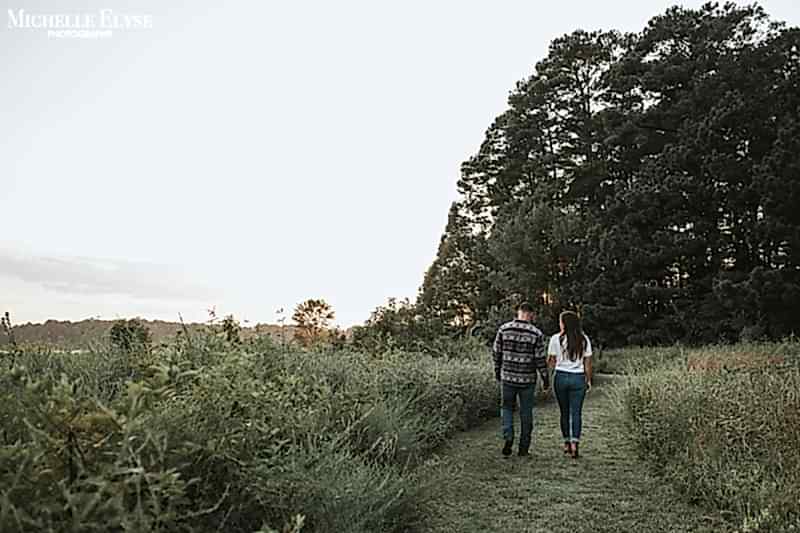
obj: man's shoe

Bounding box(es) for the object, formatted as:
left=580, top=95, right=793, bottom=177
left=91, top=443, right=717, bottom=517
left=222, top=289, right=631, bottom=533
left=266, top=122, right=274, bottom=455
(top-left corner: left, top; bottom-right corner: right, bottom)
left=518, top=448, right=530, bottom=457
left=502, top=440, right=513, bottom=456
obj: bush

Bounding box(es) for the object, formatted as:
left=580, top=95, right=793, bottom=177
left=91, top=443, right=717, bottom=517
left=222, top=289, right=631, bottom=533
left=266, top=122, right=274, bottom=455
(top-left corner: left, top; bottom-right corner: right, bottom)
left=109, top=318, right=152, bottom=354
left=0, top=330, right=497, bottom=532
left=620, top=341, right=800, bottom=532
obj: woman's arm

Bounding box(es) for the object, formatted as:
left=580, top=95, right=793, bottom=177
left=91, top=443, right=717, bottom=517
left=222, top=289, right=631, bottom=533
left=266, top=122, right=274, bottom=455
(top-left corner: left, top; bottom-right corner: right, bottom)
left=583, top=335, right=593, bottom=390
left=546, top=335, right=557, bottom=369
left=584, top=356, right=593, bottom=390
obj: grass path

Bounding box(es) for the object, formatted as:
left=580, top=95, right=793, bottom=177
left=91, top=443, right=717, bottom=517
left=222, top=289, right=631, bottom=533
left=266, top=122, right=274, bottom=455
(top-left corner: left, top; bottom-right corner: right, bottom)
left=421, top=375, right=731, bottom=533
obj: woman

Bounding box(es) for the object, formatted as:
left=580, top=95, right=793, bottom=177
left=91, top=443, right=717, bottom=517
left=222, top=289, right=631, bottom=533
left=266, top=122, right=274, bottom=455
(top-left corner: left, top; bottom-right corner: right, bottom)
left=547, top=311, right=592, bottom=459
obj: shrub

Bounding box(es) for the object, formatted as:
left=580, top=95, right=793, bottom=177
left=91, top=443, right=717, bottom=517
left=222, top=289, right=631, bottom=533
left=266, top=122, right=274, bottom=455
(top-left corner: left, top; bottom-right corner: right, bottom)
left=109, top=318, right=152, bottom=354
left=0, top=330, right=497, bottom=532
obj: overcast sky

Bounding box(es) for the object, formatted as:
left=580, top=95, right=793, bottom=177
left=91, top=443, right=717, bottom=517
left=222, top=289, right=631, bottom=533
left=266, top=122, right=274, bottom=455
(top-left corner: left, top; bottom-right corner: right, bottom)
left=2, top=0, right=799, bottom=327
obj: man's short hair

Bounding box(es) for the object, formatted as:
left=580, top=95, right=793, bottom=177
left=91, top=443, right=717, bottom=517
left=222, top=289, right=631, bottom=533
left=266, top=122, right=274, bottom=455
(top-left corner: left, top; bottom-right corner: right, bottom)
left=517, top=302, right=535, bottom=313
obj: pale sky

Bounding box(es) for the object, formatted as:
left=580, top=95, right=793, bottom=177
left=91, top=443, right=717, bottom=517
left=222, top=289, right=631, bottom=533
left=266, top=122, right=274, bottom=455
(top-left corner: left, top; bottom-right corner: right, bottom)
left=2, top=0, right=799, bottom=327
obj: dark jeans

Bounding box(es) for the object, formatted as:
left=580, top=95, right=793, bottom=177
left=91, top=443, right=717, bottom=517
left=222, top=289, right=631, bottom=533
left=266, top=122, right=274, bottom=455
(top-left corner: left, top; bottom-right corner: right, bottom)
left=554, top=371, right=587, bottom=443
left=500, top=382, right=536, bottom=449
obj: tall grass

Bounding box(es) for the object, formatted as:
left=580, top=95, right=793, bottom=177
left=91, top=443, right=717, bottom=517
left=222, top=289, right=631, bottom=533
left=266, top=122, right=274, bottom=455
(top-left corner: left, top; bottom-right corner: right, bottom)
left=595, top=344, right=689, bottom=375
left=619, top=341, right=800, bottom=532
left=0, top=334, right=497, bottom=532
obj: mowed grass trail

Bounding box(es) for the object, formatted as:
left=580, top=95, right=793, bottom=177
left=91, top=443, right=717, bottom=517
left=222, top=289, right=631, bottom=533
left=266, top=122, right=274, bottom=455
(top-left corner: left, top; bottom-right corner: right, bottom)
left=421, top=375, right=731, bottom=533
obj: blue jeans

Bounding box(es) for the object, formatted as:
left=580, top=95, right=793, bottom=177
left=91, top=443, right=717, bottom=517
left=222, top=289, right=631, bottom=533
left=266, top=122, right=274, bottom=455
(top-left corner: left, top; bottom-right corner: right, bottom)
left=554, top=371, right=586, bottom=443
left=500, top=382, right=536, bottom=449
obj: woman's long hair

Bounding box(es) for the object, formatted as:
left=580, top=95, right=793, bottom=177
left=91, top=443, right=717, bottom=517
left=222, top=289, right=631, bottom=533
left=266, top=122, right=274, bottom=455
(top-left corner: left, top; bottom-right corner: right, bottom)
left=560, top=311, right=585, bottom=361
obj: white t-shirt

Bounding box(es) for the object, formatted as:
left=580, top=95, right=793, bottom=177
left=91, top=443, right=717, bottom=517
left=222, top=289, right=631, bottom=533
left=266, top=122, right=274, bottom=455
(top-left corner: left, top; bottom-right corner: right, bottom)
left=548, top=333, right=592, bottom=374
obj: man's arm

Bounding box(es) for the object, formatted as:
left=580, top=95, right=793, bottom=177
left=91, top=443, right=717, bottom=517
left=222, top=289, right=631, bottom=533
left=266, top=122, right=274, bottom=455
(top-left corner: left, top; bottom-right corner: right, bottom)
left=535, top=334, right=549, bottom=389
left=492, top=329, right=503, bottom=381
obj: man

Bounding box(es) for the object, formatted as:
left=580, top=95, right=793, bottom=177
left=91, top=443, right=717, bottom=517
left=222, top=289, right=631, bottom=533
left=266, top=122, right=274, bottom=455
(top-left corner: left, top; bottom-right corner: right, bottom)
left=493, top=302, right=549, bottom=457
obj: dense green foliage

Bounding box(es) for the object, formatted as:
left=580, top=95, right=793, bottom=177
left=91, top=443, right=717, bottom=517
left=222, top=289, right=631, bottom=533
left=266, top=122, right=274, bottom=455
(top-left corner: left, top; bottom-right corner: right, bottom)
left=620, top=341, right=800, bottom=532
left=0, top=333, right=497, bottom=532
left=411, top=3, right=800, bottom=347
left=350, top=298, right=478, bottom=356
left=109, top=319, right=152, bottom=353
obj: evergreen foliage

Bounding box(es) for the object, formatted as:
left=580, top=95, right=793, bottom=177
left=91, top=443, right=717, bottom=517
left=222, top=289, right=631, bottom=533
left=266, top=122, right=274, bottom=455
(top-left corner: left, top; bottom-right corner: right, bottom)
left=414, top=3, right=800, bottom=346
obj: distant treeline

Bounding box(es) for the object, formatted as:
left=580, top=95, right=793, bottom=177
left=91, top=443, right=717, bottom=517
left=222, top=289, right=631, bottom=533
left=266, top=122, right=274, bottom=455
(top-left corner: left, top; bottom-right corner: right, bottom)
left=363, top=3, right=800, bottom=348
left=0, top=318, right=296, bottom=349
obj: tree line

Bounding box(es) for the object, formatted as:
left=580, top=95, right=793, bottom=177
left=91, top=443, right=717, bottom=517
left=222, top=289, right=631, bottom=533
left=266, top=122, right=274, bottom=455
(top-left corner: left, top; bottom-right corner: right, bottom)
left=358, top=2, right=800, bottom=348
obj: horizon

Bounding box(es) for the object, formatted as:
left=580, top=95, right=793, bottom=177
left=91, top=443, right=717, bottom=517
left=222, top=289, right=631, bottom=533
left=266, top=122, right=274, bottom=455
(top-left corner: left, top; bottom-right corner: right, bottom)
left=4, top=314, right=309, bottom=329
left=2, top=0, right=799, bottom=329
